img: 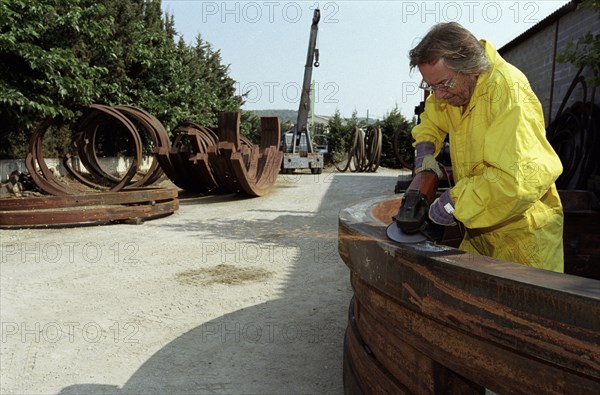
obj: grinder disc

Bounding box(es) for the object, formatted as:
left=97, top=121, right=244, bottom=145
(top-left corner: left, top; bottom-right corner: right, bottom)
left=386, top=223, right=427, bottom=243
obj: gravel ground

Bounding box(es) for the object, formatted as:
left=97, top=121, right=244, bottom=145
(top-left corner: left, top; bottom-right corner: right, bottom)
left=0, top=167, right=402, bottom=395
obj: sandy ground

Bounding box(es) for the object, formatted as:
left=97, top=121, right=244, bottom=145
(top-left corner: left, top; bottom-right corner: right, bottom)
left=0, top=167, right=402, bottom=395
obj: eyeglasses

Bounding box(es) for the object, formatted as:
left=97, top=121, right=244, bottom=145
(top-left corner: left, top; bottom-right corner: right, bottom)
left=419, top=77, right=457, bottom=93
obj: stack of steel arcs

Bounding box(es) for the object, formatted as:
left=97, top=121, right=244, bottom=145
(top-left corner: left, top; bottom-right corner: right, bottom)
left=156, top=112, right=283, bottom=197
left=1, top=106, right=282, bottom=228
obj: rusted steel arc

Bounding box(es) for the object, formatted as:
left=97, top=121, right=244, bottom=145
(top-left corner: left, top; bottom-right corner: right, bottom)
left=113, top=105, right=168, bottom=187
left=185, top=127, right=215, bottom=153
left=87, top=107, right=142, bottom=185
left=157, top=113, right=281, bottom=196
left=349, top=273, right=599, bottom=394
left=74, top=110, right=124, bottom=184
left=213, top=115, right=244, bottom=193
left=334, top=127, right=360, bottom=173
left=89, top=104, right=142, bottom=191
left=25, top=152, right=72, bottom=196
left=25, top=119, right=77, bottom=196
left=77, top=104, right=143, bottom=191
left=210, top=113, right=282, bottom=196
left=352, top=130, right=365, bottom=172
left=218, top=112, right=241, bottom=150
left=116, top=105, right=171, bottom=149
left=32, top=121, right=65, bottom=188
left=353, top=126, right=381, bottom=173
left=61, top=153, right=113, bottom=191
left=0, top=188, right=178, bottom=211
left=257, top=147, right=285, bottom=185
left=259, top=117, right=281, bottom=149
left=0, top=199, right=178, bottom=227
left=157, top=121, right=221, bottom=193
left=240, top=135, right=253, bottom=148
left=84, top=105, right=143, bottom=189
left=229, top=148, right=283, bottom=197
left=339, top=194, right=600, bottom=393
left=243, top=118, right=284, bottom=194
left=392, top=126, right=414, bottom=170
left=187, top=144, right=222, bottom=193
left=343, top=300, right=415, bottom=395
left=68, top=106, right=138, bottom=190
left=364, top=125, right=382, bottom=172
left=209, top=143, right=242, bottom=193
left=121, top=105, right=171, bottom=185
left=177, top=120, right=219, bottom=151
left=334, top=126, right=380, bottom=173
left=240, top=116, right=282, bottom=196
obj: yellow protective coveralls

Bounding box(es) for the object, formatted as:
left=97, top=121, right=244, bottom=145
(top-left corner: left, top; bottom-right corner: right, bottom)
left=412, top=40, right=564, bottom=272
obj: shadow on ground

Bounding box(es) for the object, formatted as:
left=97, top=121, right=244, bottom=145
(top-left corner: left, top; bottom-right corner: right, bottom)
left=57, top=172, right=398, bottom=395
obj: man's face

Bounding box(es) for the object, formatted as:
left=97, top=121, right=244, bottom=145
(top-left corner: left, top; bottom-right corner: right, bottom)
left=418, top=58, right=476, bottom=107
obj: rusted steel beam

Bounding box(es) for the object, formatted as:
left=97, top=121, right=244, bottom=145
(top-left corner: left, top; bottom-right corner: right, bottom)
left=218, top=112, right=241, bottom=150
left=0, top=188, right=178, bottom=228
left=183, top=122, right=222, bottom=193
left=0, top=188, right=177, bottom=211
left=343, top=297, right=483, bottom=395
left=259, top=117, right=281, bottom=149
left=339, top=192, right=600, bottom=394
left=209, top=141, right=241, bottom=194
left=0, top=199, right=177, bottom=227
left=344, top=321, right=410, bottom=395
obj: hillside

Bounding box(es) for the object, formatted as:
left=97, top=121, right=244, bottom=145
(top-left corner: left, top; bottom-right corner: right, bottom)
left=250, top=109, right=298, bottom=123
left=250, top=109, right=376, bottom=125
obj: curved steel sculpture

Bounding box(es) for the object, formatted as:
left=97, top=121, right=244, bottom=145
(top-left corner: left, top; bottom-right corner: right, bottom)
left=7, top=105, right=178, bottom=227
left=158, top=112, right=283, bottom=197
left=339, top=192, right=600, bottom=394
left=334, top=126, right=382, bottom=173
left=26, top=104, right=167, bottom=196
left=5, top=107, right=281, bottom=227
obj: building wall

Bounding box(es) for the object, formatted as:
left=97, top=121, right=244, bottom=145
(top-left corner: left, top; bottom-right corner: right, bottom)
left=500, top=4, right=599, bottom=126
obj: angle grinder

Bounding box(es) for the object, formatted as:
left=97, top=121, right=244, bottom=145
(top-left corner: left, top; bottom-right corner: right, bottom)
left=386, top=170, right=445, bottom=243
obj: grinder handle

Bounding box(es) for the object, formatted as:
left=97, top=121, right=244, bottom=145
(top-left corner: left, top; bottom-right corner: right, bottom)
left=407, top=170, right=439, bottom=205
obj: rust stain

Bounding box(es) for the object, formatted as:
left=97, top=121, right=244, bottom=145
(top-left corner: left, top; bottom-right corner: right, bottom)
left=176, top=264, right=272, bottom=286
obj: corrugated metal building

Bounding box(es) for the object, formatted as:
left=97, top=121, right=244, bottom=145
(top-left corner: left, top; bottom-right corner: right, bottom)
left=499, top=0, right=599, bottom=125
left=499, top=0, right=600, bottom=190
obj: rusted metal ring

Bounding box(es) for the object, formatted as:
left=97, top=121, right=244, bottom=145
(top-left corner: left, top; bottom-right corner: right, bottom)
left=0, top=188, right=179, bottom=228
left=68, top=104, right=143, bottom=192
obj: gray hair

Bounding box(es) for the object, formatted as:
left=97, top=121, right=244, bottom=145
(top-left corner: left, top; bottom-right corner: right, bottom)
left=409, top=22, right=492, bottom=75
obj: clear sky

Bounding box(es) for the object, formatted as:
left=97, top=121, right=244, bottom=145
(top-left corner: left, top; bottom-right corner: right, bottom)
left=161, top=0, right=571, bottom=120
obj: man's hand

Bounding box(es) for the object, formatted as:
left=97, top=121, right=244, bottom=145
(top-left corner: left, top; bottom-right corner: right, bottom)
left=429, top=190, right=456, bottom=226
left=414, top=141, right=443, bottom=178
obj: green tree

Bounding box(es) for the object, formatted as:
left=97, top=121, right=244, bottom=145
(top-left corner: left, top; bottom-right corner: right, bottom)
left=376, top=106, right=415, bottom=169
left=0, top=0, right=115, bottom=157
left=0, top=0, right=243, bottom=159
left=557, top=0, right=600, bottom=87
left=325, top=109, right=352, bottom=163
left=240, top=111, right=262, bottom=143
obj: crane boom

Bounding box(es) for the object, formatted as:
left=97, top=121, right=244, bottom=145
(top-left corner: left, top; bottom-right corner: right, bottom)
left=292, top=8, right=320, bottom=154
left=281, top=8, right=324, bottom=174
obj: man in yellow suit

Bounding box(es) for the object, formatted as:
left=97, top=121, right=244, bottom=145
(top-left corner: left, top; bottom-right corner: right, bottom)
left=409, top=22, right=564, bottom=272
